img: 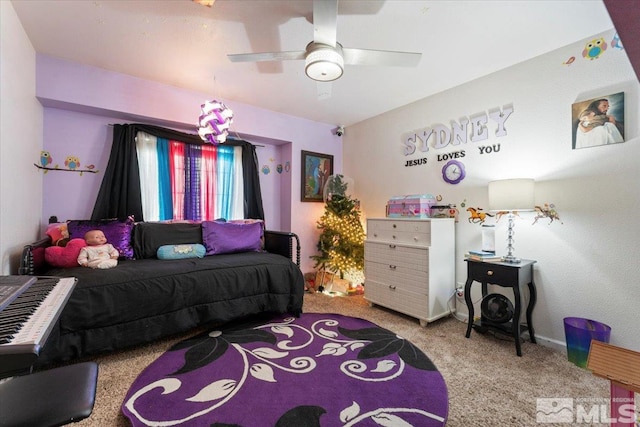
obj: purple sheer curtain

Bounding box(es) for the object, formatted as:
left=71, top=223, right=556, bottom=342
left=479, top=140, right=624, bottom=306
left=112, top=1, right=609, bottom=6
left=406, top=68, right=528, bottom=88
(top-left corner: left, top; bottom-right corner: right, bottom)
left=184, top=145, right=202, bottom=221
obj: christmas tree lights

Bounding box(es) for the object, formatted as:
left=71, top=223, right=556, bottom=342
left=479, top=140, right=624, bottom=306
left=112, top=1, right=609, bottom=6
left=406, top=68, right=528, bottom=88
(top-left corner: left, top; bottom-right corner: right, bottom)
left=311, top=176, right=365, bottom=286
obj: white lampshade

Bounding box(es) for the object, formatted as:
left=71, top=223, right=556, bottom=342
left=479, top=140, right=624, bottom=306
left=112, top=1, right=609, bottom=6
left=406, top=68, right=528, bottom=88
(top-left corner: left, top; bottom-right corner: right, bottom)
left=488, top=179, right=535, bottom=212
left=305, top=46, right=344, bottom=82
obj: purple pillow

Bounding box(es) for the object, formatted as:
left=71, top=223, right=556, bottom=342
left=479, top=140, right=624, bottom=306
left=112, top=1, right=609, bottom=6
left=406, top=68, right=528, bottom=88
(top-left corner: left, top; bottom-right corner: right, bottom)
left=67, top=217, right=135, bottom=259
left=202, top=221, right=263, bottom=255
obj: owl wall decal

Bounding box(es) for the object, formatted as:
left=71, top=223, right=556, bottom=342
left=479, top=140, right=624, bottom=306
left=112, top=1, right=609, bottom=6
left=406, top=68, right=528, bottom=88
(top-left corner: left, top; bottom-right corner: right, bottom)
left=582, top=38, right=607, bottom=60
left=35, top=153, right=98, bottom=174
left=40, top=150, right=52, bottom=167
left=64, top=156, right=81, bottom=170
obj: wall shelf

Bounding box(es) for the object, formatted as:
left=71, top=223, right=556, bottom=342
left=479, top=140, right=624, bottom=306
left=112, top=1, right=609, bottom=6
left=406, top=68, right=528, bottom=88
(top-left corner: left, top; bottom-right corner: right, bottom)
left=34, top=164, right=99, bottom=175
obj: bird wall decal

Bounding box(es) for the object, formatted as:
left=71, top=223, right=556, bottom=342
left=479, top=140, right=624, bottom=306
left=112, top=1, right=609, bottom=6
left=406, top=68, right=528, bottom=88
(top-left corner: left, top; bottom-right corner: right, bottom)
left=34, top=152, right=99, bottom=174
left=64, top=155, right=81, bottom=170
left=40, top=150, right=52, bottom=167
left=582, top=38, right=607, bottom=60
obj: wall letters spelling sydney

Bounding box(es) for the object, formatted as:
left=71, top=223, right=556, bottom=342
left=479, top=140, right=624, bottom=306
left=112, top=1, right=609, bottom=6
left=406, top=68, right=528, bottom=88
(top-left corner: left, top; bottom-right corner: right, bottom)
left=402, top=104, right=514, bottom=156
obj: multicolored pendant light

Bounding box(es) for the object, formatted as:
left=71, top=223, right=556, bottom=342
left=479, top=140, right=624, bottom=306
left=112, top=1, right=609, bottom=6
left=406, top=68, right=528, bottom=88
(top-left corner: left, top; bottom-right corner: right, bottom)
left=197, top=100, right=234, bottom=144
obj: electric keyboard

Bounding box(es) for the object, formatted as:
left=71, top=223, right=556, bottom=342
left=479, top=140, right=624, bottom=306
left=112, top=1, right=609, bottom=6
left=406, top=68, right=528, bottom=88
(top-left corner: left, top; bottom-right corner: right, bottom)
left=0, top=276, right=76, bottom=378
left=0, top=275, right=36, bottom=312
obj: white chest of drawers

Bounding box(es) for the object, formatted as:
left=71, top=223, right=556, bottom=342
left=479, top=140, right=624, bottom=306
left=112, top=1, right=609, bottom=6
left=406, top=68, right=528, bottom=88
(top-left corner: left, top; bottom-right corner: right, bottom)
left=364, top=218, right=455, bottom=326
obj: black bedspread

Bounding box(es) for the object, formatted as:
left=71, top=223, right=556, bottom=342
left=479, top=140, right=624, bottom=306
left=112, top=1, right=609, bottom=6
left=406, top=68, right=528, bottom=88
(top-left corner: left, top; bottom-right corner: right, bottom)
left=39, top=252, right=304, bottom=364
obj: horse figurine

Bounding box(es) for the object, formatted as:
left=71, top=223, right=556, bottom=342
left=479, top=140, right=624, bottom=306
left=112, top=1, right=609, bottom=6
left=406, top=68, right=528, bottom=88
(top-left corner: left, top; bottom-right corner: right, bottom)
left=495, top=210, right=521, bottom=222
left=533, top=203, right=562, bottom=224
left=466, top=207, right=493, bottom=224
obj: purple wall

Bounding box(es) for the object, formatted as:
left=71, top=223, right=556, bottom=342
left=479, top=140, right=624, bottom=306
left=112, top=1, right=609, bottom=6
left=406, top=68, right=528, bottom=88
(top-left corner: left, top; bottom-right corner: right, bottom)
left=42, top=108, right=120, bottom=222
left=37, top=54, right=342, bottom=273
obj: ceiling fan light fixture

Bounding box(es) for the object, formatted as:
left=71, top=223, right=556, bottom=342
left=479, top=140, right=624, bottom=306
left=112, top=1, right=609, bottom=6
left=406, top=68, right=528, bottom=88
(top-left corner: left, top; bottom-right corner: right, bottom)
left=305, top=45, right=344, bottom=82
left=192, top=0, right=215, bottom=7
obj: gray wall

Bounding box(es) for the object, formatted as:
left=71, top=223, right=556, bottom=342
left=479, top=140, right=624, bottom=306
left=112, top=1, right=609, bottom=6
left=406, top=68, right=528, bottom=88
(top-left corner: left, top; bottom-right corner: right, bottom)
left=344, top=28, right=640, bottom=352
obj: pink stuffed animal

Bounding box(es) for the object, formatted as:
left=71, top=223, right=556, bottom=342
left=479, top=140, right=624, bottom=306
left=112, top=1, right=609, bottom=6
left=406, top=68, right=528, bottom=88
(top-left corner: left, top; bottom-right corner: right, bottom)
left=45, top=238, right=87, bottom=268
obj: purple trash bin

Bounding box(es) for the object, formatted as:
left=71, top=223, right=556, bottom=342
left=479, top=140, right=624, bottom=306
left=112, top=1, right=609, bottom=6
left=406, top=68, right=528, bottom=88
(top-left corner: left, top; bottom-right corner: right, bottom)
left=563, top=317, right=611, bottom=368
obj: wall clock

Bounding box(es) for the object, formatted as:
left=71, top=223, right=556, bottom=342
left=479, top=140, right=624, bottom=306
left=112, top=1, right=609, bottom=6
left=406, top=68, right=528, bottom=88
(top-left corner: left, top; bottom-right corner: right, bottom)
left=442, top=159, right=466, bottom=184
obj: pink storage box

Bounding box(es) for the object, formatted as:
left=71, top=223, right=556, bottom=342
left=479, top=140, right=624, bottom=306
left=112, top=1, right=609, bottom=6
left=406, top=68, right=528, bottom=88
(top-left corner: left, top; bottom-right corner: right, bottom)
left=386, top=194, right=437, bottom=218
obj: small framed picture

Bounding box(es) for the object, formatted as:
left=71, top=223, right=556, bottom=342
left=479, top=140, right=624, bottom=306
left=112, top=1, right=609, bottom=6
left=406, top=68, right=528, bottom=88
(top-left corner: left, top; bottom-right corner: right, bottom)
left=301, top=150, right=333, bottom=202
left=571, top=92, right=625, bottom=149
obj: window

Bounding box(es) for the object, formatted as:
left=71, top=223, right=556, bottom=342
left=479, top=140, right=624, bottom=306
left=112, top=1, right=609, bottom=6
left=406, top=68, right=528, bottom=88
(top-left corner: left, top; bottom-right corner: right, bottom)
left=136, top=131, right=244, bottom=221
left=92, top=124, right=264, bottom=223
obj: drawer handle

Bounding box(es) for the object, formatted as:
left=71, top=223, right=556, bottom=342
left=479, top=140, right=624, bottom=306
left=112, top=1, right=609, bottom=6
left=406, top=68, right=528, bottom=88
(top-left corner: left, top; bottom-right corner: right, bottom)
left=389, top=285, right=396, bottom=290
left=389, top=265, right=397, bottom=270
left=392, top=235, right=396, bottom=239
left=414, top=236, right=418, bottom=241
left=388, top=244, right=396, bottom=249
left=487, top=270, right=494, bottom=276
left=373, top=233, right=378, bottom=238
left=393, top=224, right=397, bottom=229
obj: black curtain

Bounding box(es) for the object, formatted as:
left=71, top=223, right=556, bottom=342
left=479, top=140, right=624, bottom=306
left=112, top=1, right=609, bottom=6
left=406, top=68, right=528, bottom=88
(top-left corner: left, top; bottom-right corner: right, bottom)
left=91, top=124, right=264, bottom=221
left=242, top=142, right=265, bottom=220
left=91, top=124, right=143, bottom=221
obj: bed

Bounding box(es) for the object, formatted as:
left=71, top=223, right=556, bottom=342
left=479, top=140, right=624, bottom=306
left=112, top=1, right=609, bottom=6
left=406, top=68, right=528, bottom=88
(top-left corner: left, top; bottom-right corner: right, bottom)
left=19, top=222, right=304, bottom=365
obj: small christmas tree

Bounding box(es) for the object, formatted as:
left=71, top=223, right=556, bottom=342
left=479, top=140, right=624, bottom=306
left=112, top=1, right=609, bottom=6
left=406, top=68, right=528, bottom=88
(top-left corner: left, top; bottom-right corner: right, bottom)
left=311, top=175, right=365, bottom=287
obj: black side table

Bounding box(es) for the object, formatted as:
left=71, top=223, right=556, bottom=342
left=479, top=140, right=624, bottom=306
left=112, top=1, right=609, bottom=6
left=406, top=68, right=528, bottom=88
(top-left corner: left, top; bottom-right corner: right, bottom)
left=464, top=259, right=537, bottom=356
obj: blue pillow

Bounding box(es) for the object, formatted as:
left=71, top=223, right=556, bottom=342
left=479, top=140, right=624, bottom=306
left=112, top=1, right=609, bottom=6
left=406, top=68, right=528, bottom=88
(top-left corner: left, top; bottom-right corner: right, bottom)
left=156, top=244, right=206, bottom=260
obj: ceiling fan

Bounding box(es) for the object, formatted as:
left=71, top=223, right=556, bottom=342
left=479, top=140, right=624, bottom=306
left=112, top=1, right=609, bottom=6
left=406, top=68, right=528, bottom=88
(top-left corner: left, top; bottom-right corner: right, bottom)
left=192, top=0, right=215, bottom=7
left=226, top=0, right=422, bottom=87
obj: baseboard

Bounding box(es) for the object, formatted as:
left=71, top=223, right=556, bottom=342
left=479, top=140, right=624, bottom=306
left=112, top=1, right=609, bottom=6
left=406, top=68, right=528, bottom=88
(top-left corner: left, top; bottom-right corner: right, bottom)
left=450, top=310, right=468, bottom=323
left=533, top=335, right=567, bottom=353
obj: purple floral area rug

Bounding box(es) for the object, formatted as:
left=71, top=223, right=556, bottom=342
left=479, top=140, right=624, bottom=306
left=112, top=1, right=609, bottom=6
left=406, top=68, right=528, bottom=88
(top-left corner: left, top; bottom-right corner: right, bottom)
left=122, top=313, right=448, bottom=426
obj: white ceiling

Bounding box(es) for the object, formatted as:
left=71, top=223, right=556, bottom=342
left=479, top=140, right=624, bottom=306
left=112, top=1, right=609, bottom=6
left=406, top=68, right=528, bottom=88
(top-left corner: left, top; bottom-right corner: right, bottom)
left=12, top=0, right=615, bottom=127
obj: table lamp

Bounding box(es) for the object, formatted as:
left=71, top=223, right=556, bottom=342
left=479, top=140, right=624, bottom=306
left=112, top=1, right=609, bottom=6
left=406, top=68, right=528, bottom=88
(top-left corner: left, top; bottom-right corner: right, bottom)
left=488, top=178, right=535, bottom=263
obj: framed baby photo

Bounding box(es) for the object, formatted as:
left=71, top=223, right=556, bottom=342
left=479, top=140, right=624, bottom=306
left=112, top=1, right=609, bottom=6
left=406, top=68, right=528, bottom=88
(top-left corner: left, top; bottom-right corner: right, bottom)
left=571, top=92, right=625, bottom=150
left=301, top=150, right=333, bottom=202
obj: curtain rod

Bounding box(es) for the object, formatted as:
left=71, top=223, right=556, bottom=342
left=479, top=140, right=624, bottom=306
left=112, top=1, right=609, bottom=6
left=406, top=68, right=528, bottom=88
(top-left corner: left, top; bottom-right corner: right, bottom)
left=107, top=124, right=264, bottom=147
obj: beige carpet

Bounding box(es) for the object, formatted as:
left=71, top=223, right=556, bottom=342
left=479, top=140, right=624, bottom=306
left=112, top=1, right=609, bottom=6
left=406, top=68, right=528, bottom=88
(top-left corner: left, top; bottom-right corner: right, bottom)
left=73, top=293, right=623, bottom=426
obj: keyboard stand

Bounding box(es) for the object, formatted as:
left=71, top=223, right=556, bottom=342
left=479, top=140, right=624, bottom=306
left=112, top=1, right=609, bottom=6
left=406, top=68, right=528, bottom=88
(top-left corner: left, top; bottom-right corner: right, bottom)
left=0, top=362, right=98, bottom=427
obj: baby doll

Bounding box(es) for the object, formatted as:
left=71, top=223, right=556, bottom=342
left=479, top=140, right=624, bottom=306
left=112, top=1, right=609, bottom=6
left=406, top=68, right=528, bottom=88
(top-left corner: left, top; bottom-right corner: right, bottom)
left=77, top=229, right=119, bottom=269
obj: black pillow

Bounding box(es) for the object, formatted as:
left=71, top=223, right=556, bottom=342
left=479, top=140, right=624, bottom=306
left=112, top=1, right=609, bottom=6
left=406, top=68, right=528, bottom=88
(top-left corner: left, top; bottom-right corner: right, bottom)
left=132, top=222, right=203, bottom=259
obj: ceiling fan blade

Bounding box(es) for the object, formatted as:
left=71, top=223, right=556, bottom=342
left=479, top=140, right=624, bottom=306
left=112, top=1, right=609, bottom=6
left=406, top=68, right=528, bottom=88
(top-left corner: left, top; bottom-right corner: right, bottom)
left=313, top=0, right=338, bottom=47
left=317, top=81, right=332, bottom=100
left=342, top=48, right=422, bottom=67
left=227, top=51, right=306, bottom=63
